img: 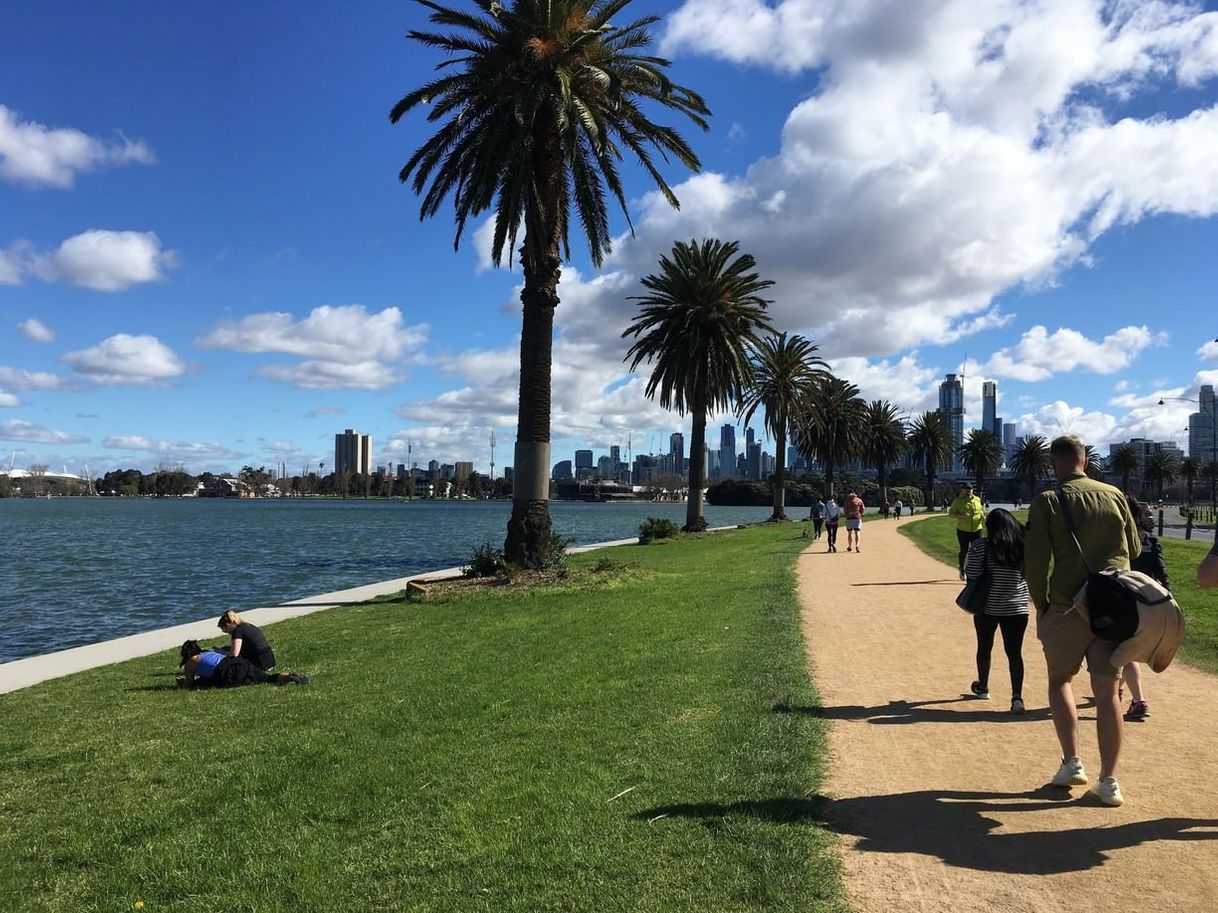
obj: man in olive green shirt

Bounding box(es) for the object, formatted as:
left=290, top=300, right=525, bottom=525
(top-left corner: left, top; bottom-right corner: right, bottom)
left=948, top=482, right=985, bottom=580
left=1025, top=435, right=1141, bottom=807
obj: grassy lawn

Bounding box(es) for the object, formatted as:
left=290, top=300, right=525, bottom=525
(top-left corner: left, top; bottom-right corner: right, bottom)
left=900, top=515, right=1218, bottom=674
left=0, top=525, right=846, bottom=913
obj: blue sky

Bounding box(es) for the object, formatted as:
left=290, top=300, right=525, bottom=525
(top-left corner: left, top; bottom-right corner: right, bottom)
left=2, top=0, right=1218, bottom=477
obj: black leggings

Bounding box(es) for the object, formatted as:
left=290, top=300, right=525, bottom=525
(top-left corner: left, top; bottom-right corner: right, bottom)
left=957, top=529, right=980, bottom=570
left=826, top=521, right=839, bottom=548
left=812, top=517, right=824, bottom=538
left=973, top=613, right=1028, bottom=697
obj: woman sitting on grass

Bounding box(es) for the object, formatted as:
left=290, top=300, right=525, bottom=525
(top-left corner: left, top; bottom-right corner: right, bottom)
left=218, top=609, right=277, bottom=672
left=178, top=640, right=308, bottom=689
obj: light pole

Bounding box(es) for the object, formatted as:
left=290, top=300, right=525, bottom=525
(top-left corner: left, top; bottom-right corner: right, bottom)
left=1160, top=391, right=1217, bottom=543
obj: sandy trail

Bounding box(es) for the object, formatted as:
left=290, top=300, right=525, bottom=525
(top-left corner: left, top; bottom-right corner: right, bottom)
left=797, top=516, right=1218, bottom=913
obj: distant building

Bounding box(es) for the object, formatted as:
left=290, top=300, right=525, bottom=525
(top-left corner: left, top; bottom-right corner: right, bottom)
left=670, top=432, right=685, bottom=474
left=1190, top=384, right=1216, bottom=465
left=334, top=428, right=372, bottom=477
left=440, top=463, right=455, bottom=480
left=982, top=381, right=1001, bottom=439
left=427, top=459, right=440, bottom=479
left=552, top=460, right=573, bottom=480
left=719, top=424, right=736, bottom=479
left=455, top=461, right=474, bottom=482
left=574, top=450, right=594, bottom=473
left=597, top=455, right=614, bottom=478
left=937, top=374, right=964, bottom=472
left=747, top=441, right=762, bottom=479
left=1002, top=422, right=1017, bottom=465
left=632, top=453, right=657, bottom=484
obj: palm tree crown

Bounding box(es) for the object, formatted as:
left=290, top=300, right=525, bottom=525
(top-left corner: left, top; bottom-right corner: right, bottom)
left=795, top=376, right=866, bottom=501
left=860, top=401, right=906, bottom=505
left=906, top=412, right=952, bottom=511
left=1010, top=435, right=1051, bottom=500
left=623, top=238, right=774, bottom=530
left=738, top=333, right=830, bottom=520
left=959, top=428, right=1002, bottom=495
left=392, top=0, right=710, bottom=566
left=1144, top=449, right=1180, bottom=500
left=1109, top=443, right=1140, bottom=494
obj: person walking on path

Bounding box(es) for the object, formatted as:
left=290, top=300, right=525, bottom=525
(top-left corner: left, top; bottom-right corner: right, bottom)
left=809, top=497, right=825, bottom=541
left=824, top=496, right=842, bottom=553
left=893, top=498, right=903, bottom=518
left=1121, top=495, right=1171, bottom=722
left=964, top=508, right=1030, bottom=713
left=844, top=488, right=866, bottom=552
left=1025, top=435, right=1142, bottom=807
left=949, top=482, right=986, bottom=580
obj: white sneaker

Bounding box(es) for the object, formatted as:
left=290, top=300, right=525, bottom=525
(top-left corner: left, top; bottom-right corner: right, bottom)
left=1051, top=756, right=1089, bottom=788
left=1089, top=777, right=1124, bottom=807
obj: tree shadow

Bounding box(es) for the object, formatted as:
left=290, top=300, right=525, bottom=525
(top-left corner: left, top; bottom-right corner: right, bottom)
left=633, top=790, right=1218, bottom=874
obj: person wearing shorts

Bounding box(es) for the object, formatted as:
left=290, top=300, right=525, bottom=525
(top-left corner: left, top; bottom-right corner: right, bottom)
left=1025, top=435, right=1141, bottom=807
left=843, top=488, right=865, bottom=552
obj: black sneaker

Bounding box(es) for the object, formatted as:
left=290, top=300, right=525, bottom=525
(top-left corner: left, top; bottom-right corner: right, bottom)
left=970, top=680, right=990, bottom=700
left=287, top=671, right=311, bottom=686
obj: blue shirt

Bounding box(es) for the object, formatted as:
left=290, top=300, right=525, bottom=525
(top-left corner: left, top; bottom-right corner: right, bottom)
left=194, top=650, right=225, bottom=679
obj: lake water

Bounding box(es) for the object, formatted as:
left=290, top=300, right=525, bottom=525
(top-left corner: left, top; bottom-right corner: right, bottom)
left=0, top=498, right=777, bottom=662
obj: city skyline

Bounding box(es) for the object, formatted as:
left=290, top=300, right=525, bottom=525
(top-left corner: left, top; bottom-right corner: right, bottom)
left=3, top=3, right=1218, bottom=476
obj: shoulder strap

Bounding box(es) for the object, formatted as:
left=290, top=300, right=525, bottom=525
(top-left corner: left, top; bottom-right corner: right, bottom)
left=1055, top=484, right=1094, bottom=573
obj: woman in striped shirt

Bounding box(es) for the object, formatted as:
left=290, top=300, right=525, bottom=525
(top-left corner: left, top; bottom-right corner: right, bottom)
left=965, top=508, right=1031, bottom=713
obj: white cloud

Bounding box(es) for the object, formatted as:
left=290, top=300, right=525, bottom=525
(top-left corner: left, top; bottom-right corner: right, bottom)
left=305, top=406, right=346, bottom=418
left=0, top=390, right=19, bottom=408
left=0, top=419, right=88, bottom=444
left=0, top=105, right=154, bottom=188
left=0, top=244, right=26, bottom=285
left=1199, top=339, right=1218, bottom=362
left=983, top=325, right=1163, bottom=382
left=199, top=305, right=428, bottom=390
left=33, top=230, right=176, bottom=291
left=61, top=334, right=186, bottom=385
left=101, top=435, right=244, bottom=463
left=17, top=318, right=55, bottom=343
left=0, top=365, right=69, bottom=390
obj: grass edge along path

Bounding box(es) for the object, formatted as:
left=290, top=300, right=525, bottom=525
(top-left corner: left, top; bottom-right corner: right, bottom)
left=0, top=525, right=847, bottom=913
left=899, top=514, right=1218, bottom=675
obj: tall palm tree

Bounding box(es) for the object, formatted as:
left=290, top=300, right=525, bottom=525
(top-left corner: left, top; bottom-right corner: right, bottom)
left=623, top=239, right=774, bottom=531
left=1144, top=449, right=1180, bottom=501
left=796, top=377, right=866, bottom=502
left=1010, top=435, right=1051, bottom=501
left=1083, top=444, right=1105, bottom=481
left=1180, top=456, right=1201, bottom=504
left=738, top=333, right=829, bottom=521
left=959, top=428, right=1002, bottom=496
left=906, top=412, right=952, bottom=512
left=393, top=0, right=710, bottom=566
left=1109, top=443, right=1140, bottom=494
left=860, top=400, right=906, bottom=506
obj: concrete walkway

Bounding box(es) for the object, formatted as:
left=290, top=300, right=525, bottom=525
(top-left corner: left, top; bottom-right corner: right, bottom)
left=0, top=535, right=639, bottom=695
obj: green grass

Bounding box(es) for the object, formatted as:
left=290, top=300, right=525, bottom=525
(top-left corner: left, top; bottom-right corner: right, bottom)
left=900, top=515, right=1218, bottom=674
left=0, top=526, right=846, bottom=913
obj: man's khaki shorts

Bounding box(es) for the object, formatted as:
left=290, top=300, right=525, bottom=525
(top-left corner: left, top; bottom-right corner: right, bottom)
left=1037, top=603, right=1118, bottom=679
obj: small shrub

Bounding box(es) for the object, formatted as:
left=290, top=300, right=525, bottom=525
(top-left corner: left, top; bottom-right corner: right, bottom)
left=464, top=540, right=506, bottom=578
left=543, top=531, right=570, bottom=577
left=591, top=556, right=624, bottom=573
left=638, top=516, right=680, bottom=543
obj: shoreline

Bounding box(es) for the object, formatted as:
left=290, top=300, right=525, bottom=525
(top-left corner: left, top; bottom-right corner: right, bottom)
left=0, top=534, right=645, bottom=695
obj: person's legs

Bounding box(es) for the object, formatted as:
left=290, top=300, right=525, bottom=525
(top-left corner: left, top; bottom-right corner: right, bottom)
left=827, top=522, right=838, bottom=551
left=956, top=529, right=971, bottom=573
left=1089, top=661, right=1123, bottom=781
left=1123, top=661, right=1144, bottom=702
left=997, top=614, right=1029, bottom=699
left=1047, top=673, right=1080, bottom=761
left=973, top=613, right=998, bottom=691
left=813, top=518, right=823, bottom=539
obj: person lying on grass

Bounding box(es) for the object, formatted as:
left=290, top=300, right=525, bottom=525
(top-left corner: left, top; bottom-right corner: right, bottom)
left=177, top=639, right=309, bottom=689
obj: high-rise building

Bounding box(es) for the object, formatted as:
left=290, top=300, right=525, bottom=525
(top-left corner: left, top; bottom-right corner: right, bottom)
left=454, top=461, right=473, bottom=482
left=334, top=428, right=371, bottom=477
left=719, top=424, right=736, bottom=479
left=747, top=441, right=762, bottom=479
left=552, top=460, right=573, bottom=480
left=669, top=432, right=685, bottom=475
left=574, top=449, right=594, bottom=472
left=1190, top=384, right=1216, bottom=466
left=706, top=448, right=720, bottom=477
left=982, top=381, right=999, bottom=438
left=938, top=374, right=964, bottom=472
left=1002, top=422, right=1017, bottom=465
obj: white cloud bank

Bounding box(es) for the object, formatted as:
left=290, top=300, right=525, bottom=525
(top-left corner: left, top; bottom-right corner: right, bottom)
left=199, top=305, right=429, bottom=390
left=62, top=334, right=186, bottom=386
left=0, top=419, right=88, bottom=445
left=101, top=436, right=244, bottom=463
left=33, top=230, right=177, bottom=291
left=0, top=105, right=154, bottom=188
left=0, top=365, right=69, bottom=390
left=0, top=391, right=19, bottom=408
left=983, top=325, right=1164, bottom=382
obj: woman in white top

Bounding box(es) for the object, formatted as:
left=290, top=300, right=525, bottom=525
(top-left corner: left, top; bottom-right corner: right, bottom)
left=964, top=508, right=1030, bottom=713
left=823, top=496, right=843, bottom=553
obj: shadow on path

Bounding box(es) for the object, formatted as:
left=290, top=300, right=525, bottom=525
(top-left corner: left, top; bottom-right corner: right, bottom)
left=633, top=791, right=1218, bottom=874
left=850, top=578, right=958, bottom=587
left=772, top=697, right=1099, bottom=725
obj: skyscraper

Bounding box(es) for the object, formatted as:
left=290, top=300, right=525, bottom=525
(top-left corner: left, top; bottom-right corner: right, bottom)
left=574, top=449, right=594, bottom=471
left=938, top=374, right=964, bottom=472
left=719, top=424, right=736, bottom=479
left=982, top=381, right=998, bottom=438
left=334, top=428, right=371, bottom=477
left=670, top=432, right=685, bottom=474
left=1190, top=384, right=1216, bottom=466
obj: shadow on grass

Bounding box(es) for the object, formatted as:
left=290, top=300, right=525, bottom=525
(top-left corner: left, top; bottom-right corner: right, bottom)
left=125, top=683, right=181, bottom=692
left=772, top=696, right=1096, bottom=724
left=633, top=790, right=1218, bottom=874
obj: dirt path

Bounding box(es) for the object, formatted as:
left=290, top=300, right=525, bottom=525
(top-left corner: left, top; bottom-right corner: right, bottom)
left=797, top=516, right=1218, bottom=913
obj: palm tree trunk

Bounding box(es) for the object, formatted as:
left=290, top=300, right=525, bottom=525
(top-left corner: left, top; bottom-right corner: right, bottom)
left=771, top=426, right=787, bottom=521
left=824, top=457, right=835, bottom=502
left=925, top=459, right=935, bottom=512
left=877, top=461, right=888, bottom=505
left=685, top=387, right=709, bottom=532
